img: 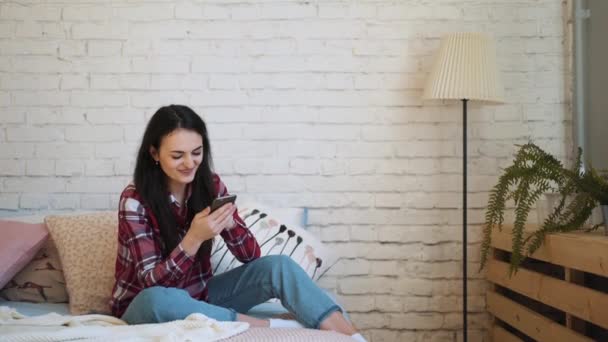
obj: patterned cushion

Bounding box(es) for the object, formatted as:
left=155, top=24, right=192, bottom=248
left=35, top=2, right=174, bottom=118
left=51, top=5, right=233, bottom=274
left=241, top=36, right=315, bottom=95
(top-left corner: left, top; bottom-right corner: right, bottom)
left=211, top=204, right=338, bottom=282
left=0, top=238, right=68, bottom=303
left=44, top=212, right=117, bottom=315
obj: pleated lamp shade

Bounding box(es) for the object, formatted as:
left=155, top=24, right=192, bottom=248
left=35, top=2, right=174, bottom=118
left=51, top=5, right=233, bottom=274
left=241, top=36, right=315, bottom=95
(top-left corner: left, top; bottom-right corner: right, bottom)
left=423, top=32, right=504, bottom=103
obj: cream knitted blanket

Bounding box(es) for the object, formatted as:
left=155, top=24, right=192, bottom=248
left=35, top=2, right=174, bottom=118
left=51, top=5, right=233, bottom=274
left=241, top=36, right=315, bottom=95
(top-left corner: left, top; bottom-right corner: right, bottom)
left=0, top=306, right=249, bottom=342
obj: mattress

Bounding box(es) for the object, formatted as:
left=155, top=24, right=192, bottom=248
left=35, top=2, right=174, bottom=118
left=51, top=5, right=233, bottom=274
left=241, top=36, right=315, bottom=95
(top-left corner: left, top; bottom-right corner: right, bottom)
left=0, top=299, right=288, bottom=319
left=0, top=300, right=354, bottom=342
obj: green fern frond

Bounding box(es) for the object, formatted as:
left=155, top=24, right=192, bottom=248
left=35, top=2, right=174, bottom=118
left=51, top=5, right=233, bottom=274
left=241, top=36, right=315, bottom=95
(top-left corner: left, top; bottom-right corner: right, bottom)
left=479, top=143, right=605, bottom=274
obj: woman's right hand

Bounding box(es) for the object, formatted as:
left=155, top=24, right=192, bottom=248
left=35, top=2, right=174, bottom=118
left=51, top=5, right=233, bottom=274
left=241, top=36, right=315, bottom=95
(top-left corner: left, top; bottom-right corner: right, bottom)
left=185, top=203, right=236, bottom=244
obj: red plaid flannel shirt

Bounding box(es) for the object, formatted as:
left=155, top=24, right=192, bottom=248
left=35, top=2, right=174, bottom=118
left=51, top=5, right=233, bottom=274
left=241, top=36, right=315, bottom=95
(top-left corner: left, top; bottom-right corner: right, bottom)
left=109, top=174, right=260, bottom=317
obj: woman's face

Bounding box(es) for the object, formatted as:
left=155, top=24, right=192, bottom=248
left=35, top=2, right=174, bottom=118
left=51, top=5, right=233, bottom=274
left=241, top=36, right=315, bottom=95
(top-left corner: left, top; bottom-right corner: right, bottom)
left=151, top=128, right=203, bottom=187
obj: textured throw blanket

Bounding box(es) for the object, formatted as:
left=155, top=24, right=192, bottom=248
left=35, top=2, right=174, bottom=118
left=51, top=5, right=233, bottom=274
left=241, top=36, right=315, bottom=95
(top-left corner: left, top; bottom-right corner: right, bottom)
left=0, top=306, right=249, bottom=342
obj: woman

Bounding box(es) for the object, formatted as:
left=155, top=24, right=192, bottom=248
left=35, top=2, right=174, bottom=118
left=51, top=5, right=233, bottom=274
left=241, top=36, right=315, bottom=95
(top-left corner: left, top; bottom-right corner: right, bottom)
left=109, top=105, right=366, bottom=342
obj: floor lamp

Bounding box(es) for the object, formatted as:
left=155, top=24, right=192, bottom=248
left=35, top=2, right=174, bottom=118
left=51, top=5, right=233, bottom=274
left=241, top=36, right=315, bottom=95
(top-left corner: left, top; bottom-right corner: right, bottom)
left=423, top=33, right=504, bottom=342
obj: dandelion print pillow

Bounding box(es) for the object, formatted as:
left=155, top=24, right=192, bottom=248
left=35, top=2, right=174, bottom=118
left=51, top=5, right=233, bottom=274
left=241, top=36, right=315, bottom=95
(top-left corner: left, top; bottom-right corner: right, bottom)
left=210, top=204, right=338, bottom=282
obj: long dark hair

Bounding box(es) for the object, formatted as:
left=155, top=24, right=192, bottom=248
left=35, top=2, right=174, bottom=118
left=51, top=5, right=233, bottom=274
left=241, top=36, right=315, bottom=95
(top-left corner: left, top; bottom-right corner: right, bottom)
left=134, top=105, right=215, bottom=259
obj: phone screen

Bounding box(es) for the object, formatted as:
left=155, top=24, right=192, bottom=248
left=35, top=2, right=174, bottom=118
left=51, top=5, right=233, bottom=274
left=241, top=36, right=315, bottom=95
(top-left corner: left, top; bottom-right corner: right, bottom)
left=210, top=194, right=237, bottom=213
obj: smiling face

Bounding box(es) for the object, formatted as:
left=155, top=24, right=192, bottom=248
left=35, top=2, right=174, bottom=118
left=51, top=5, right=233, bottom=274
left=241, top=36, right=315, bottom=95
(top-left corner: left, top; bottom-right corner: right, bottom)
left=150, top=128, right=203, bottom=192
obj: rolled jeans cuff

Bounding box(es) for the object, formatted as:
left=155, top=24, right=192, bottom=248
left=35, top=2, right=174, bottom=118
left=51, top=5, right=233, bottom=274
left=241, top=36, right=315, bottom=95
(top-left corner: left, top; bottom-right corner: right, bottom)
left=312, top=304, right=342, bottom=329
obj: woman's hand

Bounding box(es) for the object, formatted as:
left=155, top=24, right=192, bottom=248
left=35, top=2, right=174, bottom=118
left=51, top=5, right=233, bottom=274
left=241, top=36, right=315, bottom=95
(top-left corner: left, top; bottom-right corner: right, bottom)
left=185, top=203, right=236, bottom=244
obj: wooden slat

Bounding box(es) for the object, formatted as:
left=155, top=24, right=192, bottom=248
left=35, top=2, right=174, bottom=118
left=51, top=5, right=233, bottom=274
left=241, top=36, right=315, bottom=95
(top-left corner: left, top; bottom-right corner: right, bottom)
left=565, top=268, right=587, bottom=334
left=487, top=259, right=608, bottom=329
left=487, top=290, right=594, bottom=342
left=492, top=325, right=524, bottom=342
left=490, top=226, right=608, bottom=278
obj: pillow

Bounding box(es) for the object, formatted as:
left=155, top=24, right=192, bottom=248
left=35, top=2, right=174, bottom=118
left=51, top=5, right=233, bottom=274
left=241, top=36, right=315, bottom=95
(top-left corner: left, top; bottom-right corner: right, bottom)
left=44, top=212, right=117, bottom=315
left=0, top=237, right=68, bottom=303
left=0, top=220, right=48, bottom=289
left=210, top=204, right=337, bottom=282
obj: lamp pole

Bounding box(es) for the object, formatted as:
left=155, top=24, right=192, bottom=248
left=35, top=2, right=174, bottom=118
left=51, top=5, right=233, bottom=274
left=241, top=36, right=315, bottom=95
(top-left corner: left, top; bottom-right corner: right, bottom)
left=462, top=98, right=468, bottom=342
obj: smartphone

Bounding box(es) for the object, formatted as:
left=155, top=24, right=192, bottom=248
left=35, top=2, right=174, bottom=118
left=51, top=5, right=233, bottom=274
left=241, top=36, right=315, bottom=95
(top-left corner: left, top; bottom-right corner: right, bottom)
left=210, top=194, right=237, bottom=213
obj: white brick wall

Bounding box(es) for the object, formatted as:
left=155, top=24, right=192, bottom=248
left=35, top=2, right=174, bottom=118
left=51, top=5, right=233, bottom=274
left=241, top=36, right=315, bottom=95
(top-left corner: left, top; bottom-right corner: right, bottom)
left=0, top=1, right=572, bottom=341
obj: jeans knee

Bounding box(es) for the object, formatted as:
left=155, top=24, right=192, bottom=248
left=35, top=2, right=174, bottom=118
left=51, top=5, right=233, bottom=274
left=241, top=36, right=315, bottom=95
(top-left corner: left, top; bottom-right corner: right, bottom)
left=261, top=254, right=297, bottom=272
left=134, top=286, right=181, bottom=312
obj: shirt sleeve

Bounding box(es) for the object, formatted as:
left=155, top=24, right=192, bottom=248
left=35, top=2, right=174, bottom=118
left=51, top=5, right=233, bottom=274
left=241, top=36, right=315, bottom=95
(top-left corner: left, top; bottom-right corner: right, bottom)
left=118, top=194, right=194, bottom=287
left=214, top=175, right=261, bottom=263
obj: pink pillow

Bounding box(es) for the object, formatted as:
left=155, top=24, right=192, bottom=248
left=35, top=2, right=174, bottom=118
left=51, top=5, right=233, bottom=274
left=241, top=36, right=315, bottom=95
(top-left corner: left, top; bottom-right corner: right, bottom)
left=0, top=220, right=49, bottom=288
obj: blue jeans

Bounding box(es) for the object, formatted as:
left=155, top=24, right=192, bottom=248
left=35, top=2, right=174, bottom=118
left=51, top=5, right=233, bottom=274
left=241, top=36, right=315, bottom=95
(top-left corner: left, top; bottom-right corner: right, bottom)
left=121, top=255, right=342, bottom=329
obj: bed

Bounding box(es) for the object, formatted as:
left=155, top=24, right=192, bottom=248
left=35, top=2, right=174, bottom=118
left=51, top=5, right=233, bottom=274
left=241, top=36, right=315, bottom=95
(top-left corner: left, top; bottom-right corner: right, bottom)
left=0, top=208, right=355, bottom=341
left=0, top=299, right=355, bottom=341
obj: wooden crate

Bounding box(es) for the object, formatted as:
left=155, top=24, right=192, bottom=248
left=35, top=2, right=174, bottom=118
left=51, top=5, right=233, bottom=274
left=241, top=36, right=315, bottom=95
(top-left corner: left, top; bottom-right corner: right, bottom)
left=486, top=226, right=608, bottom=342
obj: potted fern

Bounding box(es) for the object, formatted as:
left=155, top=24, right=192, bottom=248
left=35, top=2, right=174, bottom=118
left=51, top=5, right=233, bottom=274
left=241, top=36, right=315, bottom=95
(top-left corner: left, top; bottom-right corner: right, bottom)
left=479, top=142, right=608, bottom=274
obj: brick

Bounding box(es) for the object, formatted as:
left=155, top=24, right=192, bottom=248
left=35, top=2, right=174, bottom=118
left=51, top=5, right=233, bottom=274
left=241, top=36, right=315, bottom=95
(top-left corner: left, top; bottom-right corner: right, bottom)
left=19, top=194, right=49, bottom=209
left=207, top=123, right=244, bottom=140
left=27, top=108, right=85, bottom=125
left=369, top=260, right=400, bottom=276
left=337, top=295, right=375, bottom=312
left=132, top=57, right=190, bottom=73
left=95, top=143, right=138, bottom=158
left=64, top=126, right=122, bottom=143
left=11, top=56, right=71, bottom=74
left=1, top=4, right=61, bottom=20
left=175, top=3, right=204, bottom=19
left=85, top=160, right=115, bottom=176
left=72, top=23, right=129, bottom=39
left=389, top=312, right=444, bottom=329
left=373, top=295, right=404, bottom=312
left=62, top=6, right=112, bottom=21
left=130, top=22, right=190, bottom=39
left=36, top=143, right=94, bottom=159
left=6, top=127, right=63, bottom=142
left=0, top=40, right=57, bottom=56
left=233, top=159, right=288, bottom=175
left=61, top=75, right=88, bottom=90
left=4, top=177, right=65, bottom=193
left=1, top=74, right=59, bottom=90
left=84, top=109, right=145, bottom=124
left=26, top=160, right=55, bottom=176
left=88, top=41, right=122, bottom=57
left=71, top=57, right=131, bottom=73
left=368, top=330, right=400, bottom=342
left=0, top=194, right=19, bottom=210
left=114, top=160, right=135, bottom=176
left=0, top=22, right=14, bottom=38
left=0, top=143, right=35, bottom=158
left=16, top=22, right=66, bottom=39
left=70, top=91, right=129, bottom=107
left=91, top=74, right=148, bottom=90
left=113, top=4, right=174, bottom=21
left=149, top=75, right=206, bottom=90
left=0, top=92, right=9, bottom=106
left=81, top=194, right=111, bottom=209
left=347, top=312, right=389, bottom=329
left=65, top=177, right=126, bottom=193
left=13, top=91, right=70, bottom=106
left=349, top=226, right=378, bottom=241
left=245, top=175, right=306, bottom=193
left=375, top=194, right=401, bottom=208
left=55, top=159, right=84, bottom=176
left=259, top=4, right=317, bottom=19
left=59, top=41, right=86, bottom=57
left=319, top=225, right=351, bottom=242
left=192, top=56, right=249, bottom=72
left=259, top=107, right=317, bottom=122
left=0, top=160, right=25, bottom=176
left=49, top=194, right=80, bottom=210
